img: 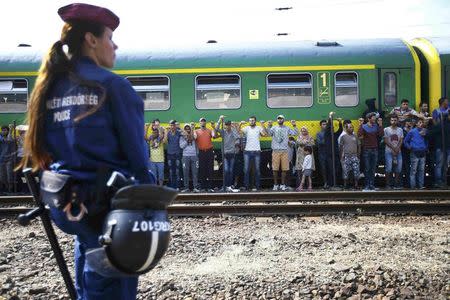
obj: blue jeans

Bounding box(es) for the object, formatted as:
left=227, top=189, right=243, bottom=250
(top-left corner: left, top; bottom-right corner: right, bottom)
left=363, top=148, right=378, bottom=189
left=0, top=160, right=13, bottom=189
left=182, top=156, right=199, bottom=189
left=410, top=152, right=426, bottom=188
left=50, top=208, right=138, bottom=300
left=434, top=148, right=450, bottom=185
left=401, top=147, right=410, bottom=187
left=244, top=151, right=261, bottom=189
left=167, top=153, right=181, bottom=189
left=149, top=161, right=164, bottom=184
left=223, top=153, right=235, bottom=187
left=385, top=151, right=402, bottom=174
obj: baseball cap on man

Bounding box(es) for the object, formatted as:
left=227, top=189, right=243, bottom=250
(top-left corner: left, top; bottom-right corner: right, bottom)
left=58, top=3, right=120, bottom=31
left=199, top=117, right=206, bottom=122
left=277, top=115, right=285, bottom=119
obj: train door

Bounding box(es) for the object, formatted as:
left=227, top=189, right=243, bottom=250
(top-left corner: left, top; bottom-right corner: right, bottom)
left=380, top=69, right=400, bottom=110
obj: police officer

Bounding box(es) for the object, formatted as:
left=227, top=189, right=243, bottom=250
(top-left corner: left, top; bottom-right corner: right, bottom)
left=18, top=3, right=154, bottom=300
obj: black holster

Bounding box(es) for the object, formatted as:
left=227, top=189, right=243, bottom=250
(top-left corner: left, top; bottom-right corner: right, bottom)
left=40, top=168, right=113, bottom=231
left=40, top=171, right=73, bottom=209
left=87, top=167, right=114, bottom=230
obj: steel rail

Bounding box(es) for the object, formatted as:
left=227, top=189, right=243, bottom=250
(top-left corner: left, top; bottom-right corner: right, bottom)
left=1, top=189, right=450, bottom=206
left=2, top=200, right=450, bottom=217
left=177, top=190, right=450, bottom=202
left=169, top=201, right=450, bottom=216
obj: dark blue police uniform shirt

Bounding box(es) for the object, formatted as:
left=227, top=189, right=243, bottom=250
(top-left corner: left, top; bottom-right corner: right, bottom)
left=45, top=57, right=153, bottom=184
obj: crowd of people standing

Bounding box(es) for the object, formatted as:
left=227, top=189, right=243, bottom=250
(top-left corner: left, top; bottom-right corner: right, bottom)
left=142, top=97, right=449, bottom=192
left=1, top=97, right=449, bottom=194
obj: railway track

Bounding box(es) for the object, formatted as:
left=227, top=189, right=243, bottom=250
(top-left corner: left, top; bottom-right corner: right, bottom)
left=1, top=189, right=449, bottom=217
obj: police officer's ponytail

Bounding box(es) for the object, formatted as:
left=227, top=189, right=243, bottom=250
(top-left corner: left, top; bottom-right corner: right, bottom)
left=18, top=39, right=71, bottom=171
left=19, top=21, right=107, bottom=171
left=47, top=40, right=72, bottom=74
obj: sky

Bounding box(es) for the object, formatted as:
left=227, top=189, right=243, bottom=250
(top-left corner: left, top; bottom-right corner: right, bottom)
left=1, top=0, right=449, bottom=50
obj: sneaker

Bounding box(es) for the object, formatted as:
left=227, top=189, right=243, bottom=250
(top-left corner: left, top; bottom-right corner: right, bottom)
left=251, top=188, right=258, bottom=192
left=192, top=188, right=200, bottom=193
left=272, top=184, right=279, bottom=191
left=226, top=186, right=239, bottom=193
left=181, top=188, right=190, bottom=193
left=362, top=188, right=371, bottom=192
left=208, top=188, right=215, bottom=193
left=279, top=184, right=287, bottom=191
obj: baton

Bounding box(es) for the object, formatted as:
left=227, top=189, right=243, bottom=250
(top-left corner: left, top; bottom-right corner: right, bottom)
left=17, top=168, right=76, bottom=300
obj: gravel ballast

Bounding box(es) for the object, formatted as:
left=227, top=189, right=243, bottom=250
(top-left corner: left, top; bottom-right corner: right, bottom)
left=0, top=215, right=448, bottom=299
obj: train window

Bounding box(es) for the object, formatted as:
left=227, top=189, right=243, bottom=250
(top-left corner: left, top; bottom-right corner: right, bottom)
left=0, top=79, right=28, bottom=112
left=266, top=73, right=313, bottom=108
left=127, top=76, right=170, bottom=111
left=334, top=72, right=358, bottom=107
left=195, top=75, right=241, bottom=109
left=384, top=72, right=397, bottom=106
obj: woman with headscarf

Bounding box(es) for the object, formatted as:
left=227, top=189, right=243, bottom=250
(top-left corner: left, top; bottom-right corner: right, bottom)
left=294, top=126, right=315, bottom=189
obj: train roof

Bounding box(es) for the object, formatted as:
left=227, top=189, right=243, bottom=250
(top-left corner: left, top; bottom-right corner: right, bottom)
left=424, top=37, right=450, bottom=64
left=114, top=38, right=415, bottom=70
left=0, top=38, right=417, bottom=73
left=0, top=48, right=44, bottom=72
left=425, top=37, right=450, bottom=55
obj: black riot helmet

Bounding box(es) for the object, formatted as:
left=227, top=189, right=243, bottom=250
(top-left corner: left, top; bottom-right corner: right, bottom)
left=86, top=184, right=177, bottom=277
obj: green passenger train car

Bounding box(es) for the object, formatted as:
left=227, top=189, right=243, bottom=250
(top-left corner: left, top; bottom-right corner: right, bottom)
left=114, top=38, right=422, bottom=133
left=0, top=38, right=444, bottom=137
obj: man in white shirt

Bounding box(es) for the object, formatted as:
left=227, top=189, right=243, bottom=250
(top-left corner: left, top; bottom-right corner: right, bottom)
left=239, top=116, right=267, bottom=191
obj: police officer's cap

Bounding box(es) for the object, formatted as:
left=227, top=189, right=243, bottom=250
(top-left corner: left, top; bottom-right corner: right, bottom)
left=58, top=3, right=120, bottom=31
